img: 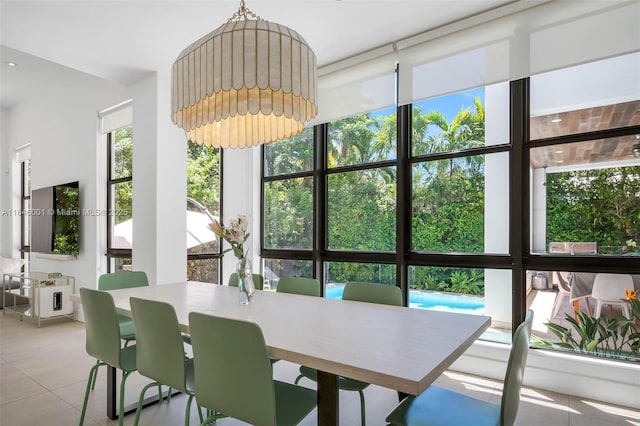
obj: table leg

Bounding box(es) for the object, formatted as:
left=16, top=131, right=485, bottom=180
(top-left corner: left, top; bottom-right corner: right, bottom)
left=317, top=370, right=339, bottom=425
left=107, top=365, right=117, bottom=420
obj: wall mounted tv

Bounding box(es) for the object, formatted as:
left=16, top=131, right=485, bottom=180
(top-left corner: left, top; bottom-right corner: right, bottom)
left=31, top=181, right=80, bottom=256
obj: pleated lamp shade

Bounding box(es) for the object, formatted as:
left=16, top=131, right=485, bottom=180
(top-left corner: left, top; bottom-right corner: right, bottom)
left=171, top=4, right=317, bottom=149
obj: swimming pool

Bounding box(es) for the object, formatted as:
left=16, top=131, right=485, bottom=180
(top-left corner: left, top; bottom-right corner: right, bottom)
left=325, top=284, right=485, bottom=315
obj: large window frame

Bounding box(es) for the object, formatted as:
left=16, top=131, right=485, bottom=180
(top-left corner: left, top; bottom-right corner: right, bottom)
left=262, top=74, right=640, bottom=340
left=20, top=159, right=30, bottom=267
left=186, top=147, right=224, bottom=284
left=106, top=130, right=132, bottom=272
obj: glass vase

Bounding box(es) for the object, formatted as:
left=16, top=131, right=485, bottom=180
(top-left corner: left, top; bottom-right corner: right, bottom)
left=237, top=257, right=255, bottom=305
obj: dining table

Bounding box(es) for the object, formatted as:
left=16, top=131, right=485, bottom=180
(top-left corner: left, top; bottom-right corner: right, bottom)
left=73, top=281, right=491, bottom=424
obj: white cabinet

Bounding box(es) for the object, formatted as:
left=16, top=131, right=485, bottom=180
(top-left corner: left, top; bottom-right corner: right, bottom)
left=2, top=272, right=75, bottom=326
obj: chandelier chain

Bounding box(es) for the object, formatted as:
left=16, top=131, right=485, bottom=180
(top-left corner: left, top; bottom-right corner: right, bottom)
left=227, top=0, right=263, bottom=22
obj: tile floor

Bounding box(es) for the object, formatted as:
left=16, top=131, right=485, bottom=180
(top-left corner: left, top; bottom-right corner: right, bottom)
left=1, top=312, right=639, bottom=426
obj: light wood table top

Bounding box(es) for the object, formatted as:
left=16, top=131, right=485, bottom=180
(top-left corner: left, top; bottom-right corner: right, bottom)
left=76, top=281, right=490, bottom=396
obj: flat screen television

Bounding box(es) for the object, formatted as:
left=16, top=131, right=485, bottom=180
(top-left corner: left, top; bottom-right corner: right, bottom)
left=31, top=181, right=80, bottom=256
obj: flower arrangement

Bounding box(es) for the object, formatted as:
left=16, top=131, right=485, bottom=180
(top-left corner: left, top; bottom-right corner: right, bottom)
left=209, top=215, right=250, bottom=261
left=209, top=215, right=255, bottom=303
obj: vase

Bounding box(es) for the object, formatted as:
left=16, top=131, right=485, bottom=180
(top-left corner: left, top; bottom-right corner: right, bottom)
left=237, top=257, right=255, bottom=305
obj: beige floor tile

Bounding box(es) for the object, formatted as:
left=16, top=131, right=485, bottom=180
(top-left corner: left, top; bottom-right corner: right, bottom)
left=2, top=309, right=638, bottom=426
left=0, top=361, right=48, bottom=404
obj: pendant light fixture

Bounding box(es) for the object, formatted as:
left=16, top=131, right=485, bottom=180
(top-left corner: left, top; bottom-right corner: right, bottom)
left=171, top=0, right=318, bottom=148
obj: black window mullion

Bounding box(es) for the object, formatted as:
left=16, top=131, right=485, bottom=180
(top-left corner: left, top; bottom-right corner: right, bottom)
left=397, top=104, right=411, bottom=305
left=510, top=78, right=528, bottom=330
left=106, top=130, right=132, bottom=272
left=314, top=124, right=328, bottom=292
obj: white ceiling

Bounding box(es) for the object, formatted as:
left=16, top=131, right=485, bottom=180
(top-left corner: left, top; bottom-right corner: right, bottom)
left=0, top=0, right=514, bottom=109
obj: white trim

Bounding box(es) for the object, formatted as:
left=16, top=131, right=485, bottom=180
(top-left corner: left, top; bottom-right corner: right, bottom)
left=452, top=340, right=640, bottom=409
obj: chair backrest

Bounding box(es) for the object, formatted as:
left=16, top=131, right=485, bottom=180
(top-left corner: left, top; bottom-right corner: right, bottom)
left=80, top=287, right=125, bottom=368
left=500, top=310, right=534, bottom=426
left=98, top=271, right=149, bottom=291
left=555, top=271, right=572, bottom=293
left=130, top=297, right=187, bottom=392
left=228, top=272, right=264, bottom=290
left=343, top=282, right=402, bottom=306
left=592, top=273, right=633, bottom=302
left=189, top=312, right=277, bottom=425
left=276, top=276, right=320, bottom=297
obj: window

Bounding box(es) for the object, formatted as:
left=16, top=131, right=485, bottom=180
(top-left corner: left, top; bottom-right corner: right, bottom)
left=526, top=53, right=640, bottom=361
left=106, top=125, right=133, bottom=271
left=20, top=155, right=30, bottom=269
left=187, top=143, right=222, bottom=283
left=261, top=48, right=639, bottom=358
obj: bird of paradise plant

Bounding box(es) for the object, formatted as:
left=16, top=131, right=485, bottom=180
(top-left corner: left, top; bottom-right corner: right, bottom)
left=538, top=287, right=640, bottom=362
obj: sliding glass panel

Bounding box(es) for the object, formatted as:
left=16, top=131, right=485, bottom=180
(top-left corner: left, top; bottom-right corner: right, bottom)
left=262, top=258, right=313, bottom=291
left=111, top=125, right=133, bottom=179
left=413, top=152, right=513, bottom=254
left=327, top=107, right=396, bottom=168
left=264, top=128, right=313, bottom=176
left=410, top=266, right=511, bottom=343
left=264, top=178, right=313, bottom=250
left=327, top=167, right=396, bottom=251
left=530, top=139, right=640, bottom=256
left=110, top=182, right=133, bottom=249
left=527, top=269, right=640, bottom=362
left=187, top=258, right=220, bottom=284
left=324, top=262, right=396, bottom=298
left=109, top=257, right=132, bottom=273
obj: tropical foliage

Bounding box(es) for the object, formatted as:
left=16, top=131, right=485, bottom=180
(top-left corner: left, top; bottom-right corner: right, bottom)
left=538, top=307, right=640, bottom=362
left=546, top=166, right=640, bottom=254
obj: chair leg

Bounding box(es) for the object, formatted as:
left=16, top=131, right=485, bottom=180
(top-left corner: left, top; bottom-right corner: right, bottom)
left=200, top=411, right=226, bottom=426
left=80, top=361, right=105, bottom=426
left=119, top=370, right=133, bottom=426
left=134, top=381, right=160, bottom=426
left=195, top=403, right=204, bottom=424
left=551, top=292, right=565, bottom=318
left=595, top=301, right=603, bottom=319
left=185, top=395, right=196, bottom=426
left=89, top=359, right=101, bottom=390
left=622, top=304, right=631, bottom=320
left=358, top=389, right=366, bottom=426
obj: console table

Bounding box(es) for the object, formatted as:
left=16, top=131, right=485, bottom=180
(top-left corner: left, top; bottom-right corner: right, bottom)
left=2, top=272, right=75, bottom=326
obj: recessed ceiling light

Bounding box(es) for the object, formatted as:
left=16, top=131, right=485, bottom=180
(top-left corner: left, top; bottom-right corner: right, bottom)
left=550, top=118, right=562, bottom=123
left=6, top=61, right=17, bottom=67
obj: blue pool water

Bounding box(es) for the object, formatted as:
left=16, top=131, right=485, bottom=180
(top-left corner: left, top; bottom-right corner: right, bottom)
left=325, top=284, right=485, bottom=315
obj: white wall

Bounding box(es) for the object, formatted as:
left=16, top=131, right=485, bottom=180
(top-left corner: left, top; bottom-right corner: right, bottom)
left=131, top=70, right=187, bottom=285
left=1, top=67, right=130, bottom=291
left=0, top=107, right=9, bottom=257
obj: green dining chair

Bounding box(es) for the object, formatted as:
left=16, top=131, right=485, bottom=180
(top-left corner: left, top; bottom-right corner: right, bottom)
left=295, top=281, right=402, bottom=426
left=88, top=271, right=148, bottom=390
left=129, top=297, right=204, bottom=426
left=228, top=272, right=264, bottom=290
left=189, top=312, right=318, bottom=426
left=385, top=310, right=534, bottom=426
left=276, top=276, right=321, bottom=297
left=98, top=271, right=149, bottom=344
left=79, top=288, right=137, bottom=426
